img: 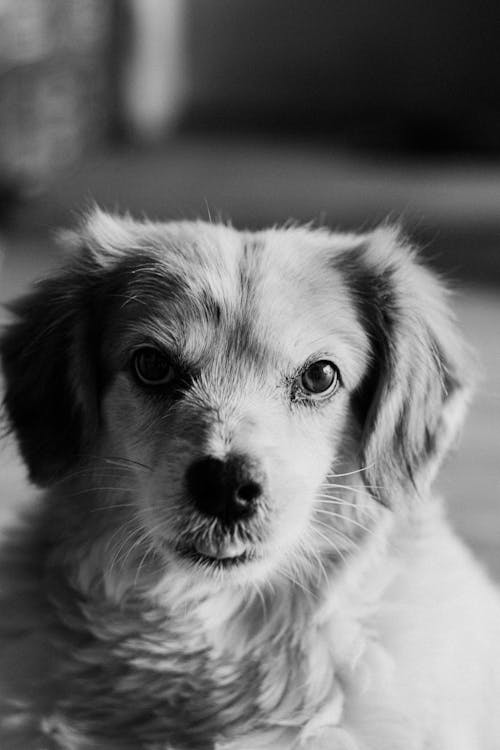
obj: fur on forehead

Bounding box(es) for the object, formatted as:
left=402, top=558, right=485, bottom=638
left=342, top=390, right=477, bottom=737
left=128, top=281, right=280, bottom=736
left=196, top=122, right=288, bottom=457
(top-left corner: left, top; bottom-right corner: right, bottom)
left=62, top=208, right=242, bottom=285
left=64, top=207, right=363, bottom=272
left=65, top=209, right=371, bottom=369
left=65, top=208, right=368, bottom=310
left=53, top=211, right=469, bottom=398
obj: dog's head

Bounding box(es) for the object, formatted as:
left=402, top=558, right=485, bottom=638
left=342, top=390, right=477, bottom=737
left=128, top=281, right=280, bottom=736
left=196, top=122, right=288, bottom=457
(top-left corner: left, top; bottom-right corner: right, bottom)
left=0, top=211, right=471, bottom=589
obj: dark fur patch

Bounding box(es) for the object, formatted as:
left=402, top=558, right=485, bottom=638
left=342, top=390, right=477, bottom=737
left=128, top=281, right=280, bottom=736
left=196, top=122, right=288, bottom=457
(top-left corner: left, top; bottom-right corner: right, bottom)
left=1, top=276, right=91, bottom=485
left=0, top=246, right=200, bottom=485
left=333, top=238, right=466, bottom=504
left=335, top=247, right=399, bottom=432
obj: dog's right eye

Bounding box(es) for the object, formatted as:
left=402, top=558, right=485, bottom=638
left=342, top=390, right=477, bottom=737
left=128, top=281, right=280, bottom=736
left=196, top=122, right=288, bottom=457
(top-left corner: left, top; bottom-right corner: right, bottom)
left=132, top=347, right=175, bottom=386
left=300, top=360, right=340, bottom=397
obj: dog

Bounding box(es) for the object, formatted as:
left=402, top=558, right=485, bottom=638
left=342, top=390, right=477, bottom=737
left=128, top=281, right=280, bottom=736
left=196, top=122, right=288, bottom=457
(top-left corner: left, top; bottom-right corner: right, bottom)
left=0, top=208, right=499, bottom=750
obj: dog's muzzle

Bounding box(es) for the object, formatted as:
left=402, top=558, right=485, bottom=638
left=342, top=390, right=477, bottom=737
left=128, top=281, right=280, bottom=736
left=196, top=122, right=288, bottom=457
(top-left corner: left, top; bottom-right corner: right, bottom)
left=181, top=454, right=267, bottom=564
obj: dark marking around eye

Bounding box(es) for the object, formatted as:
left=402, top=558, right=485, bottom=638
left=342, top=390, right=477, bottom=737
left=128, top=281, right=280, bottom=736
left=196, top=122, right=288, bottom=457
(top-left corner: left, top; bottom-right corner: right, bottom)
left=334, top=246, right=398, bottom=427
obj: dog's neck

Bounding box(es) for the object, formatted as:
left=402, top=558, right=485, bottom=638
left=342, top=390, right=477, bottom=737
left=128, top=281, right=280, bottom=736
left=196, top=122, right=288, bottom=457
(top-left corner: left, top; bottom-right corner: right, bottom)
left=42, top=494, right=437, bottom=747
left=46, top=532, right=343, bottom=745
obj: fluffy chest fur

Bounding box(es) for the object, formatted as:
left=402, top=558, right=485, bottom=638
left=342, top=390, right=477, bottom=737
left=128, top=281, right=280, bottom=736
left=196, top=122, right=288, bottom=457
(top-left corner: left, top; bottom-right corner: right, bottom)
left=43, top=564, right=343, bottom=748
left=1, top=507, right=411, bottom=750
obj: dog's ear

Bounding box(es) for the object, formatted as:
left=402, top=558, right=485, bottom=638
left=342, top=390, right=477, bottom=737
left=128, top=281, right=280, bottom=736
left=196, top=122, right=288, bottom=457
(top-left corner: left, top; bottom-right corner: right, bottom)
left=340, top=227, right=472, bottom=505
left=0, top=210, right=135, bottom=486
left=0, top=262, right=100, bottom=486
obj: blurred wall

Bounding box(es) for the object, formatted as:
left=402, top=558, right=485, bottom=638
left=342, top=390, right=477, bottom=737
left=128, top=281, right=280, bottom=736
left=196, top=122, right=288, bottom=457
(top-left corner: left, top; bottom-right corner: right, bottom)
left=187, top=0, right=500, bottom=150
left=0, top=0, right=113, bottom=188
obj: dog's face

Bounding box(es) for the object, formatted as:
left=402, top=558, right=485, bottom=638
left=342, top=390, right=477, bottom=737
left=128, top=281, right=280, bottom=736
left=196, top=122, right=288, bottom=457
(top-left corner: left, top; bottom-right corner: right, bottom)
left=0, top=212, right=470, bottom=590
left=94, top=223, right=371, bottom=584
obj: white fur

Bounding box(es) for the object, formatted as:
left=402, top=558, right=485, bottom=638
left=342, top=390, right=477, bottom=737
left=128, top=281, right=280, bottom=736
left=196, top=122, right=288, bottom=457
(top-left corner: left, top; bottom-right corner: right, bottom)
left=0, top=212, right=499, bottom=749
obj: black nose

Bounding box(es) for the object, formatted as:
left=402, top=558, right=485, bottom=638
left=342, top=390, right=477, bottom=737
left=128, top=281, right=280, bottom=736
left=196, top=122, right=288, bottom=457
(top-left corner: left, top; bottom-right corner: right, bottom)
left=185, top=455, right=264, bottom=522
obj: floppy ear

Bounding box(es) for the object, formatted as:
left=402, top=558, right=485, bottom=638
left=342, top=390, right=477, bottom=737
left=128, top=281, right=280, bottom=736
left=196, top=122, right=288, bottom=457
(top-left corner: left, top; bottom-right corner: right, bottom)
left=340, top=227, right=472, bottom=505
left=0, top=210, right=137, bottom=486
left=0, top=265, right=99, bottom=486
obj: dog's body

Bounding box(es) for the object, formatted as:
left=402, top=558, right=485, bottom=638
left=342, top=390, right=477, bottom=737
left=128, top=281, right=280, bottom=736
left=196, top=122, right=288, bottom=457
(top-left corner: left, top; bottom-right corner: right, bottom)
left=0, top=211, right=499, bottom=749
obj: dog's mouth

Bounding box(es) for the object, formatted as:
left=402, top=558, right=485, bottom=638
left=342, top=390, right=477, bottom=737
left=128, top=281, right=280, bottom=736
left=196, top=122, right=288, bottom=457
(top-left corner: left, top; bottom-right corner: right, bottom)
left=179, top=538, right=255, bottom=568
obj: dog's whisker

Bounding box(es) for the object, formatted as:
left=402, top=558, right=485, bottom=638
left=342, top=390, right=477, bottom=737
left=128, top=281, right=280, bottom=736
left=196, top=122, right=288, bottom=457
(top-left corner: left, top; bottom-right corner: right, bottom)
left=100, top=456, right=153, bottom=472
left=65, top=454, right=153, bottom=474
left=107, top=529, right=139, bottom=577
left=308, top=526, right=350, bottom=564
left=143, top=516, right=176, bottom=541
left=277, top=565, right=316, bottom=599
left=315, top=491, right=378, bottom=510
left=314, top=508, right=375, bottom=536
left=107, top=521, right=149, bottom=577
left=298, top=537, right=329, bottom=588
left=315, top=492, right=366, bottom=507
left=326, top=464, right=375, bottom=479
left=291, top=555, right=319, bottom=598
left=51, top=467, right=134, bottom=487
left=321, top=482, right=387, bottom=495
left=315, top=498, right=379, bottom=518
left=313, top=516, right=355, bottom=543
left=147, top=502, right=185, bottom=515
left=315, top=496, right=361, bottom=509
left=321, top=486, right=388, bottom=500
left=66, top=487, right=140, bottom=499
left=250, top=580, right=269, bottom=620
left=134, top=541, right=159, bottom=587
left=104, top=514, right=137, bottom=543
left=90, top=503, right=140, bottom=512
left=117, top=528, right=153, bottom=575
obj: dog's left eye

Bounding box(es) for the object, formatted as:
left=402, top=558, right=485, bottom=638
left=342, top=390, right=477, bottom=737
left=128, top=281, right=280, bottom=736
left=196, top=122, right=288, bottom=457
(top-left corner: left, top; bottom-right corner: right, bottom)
left=132, top=347, right=175, bottom=386
left=300, top=360, right=339, bottom=396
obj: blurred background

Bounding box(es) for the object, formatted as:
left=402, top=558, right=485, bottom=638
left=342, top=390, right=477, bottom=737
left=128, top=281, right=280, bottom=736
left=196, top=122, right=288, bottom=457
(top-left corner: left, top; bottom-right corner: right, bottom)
left=0, top=0, right=499, bottom=571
